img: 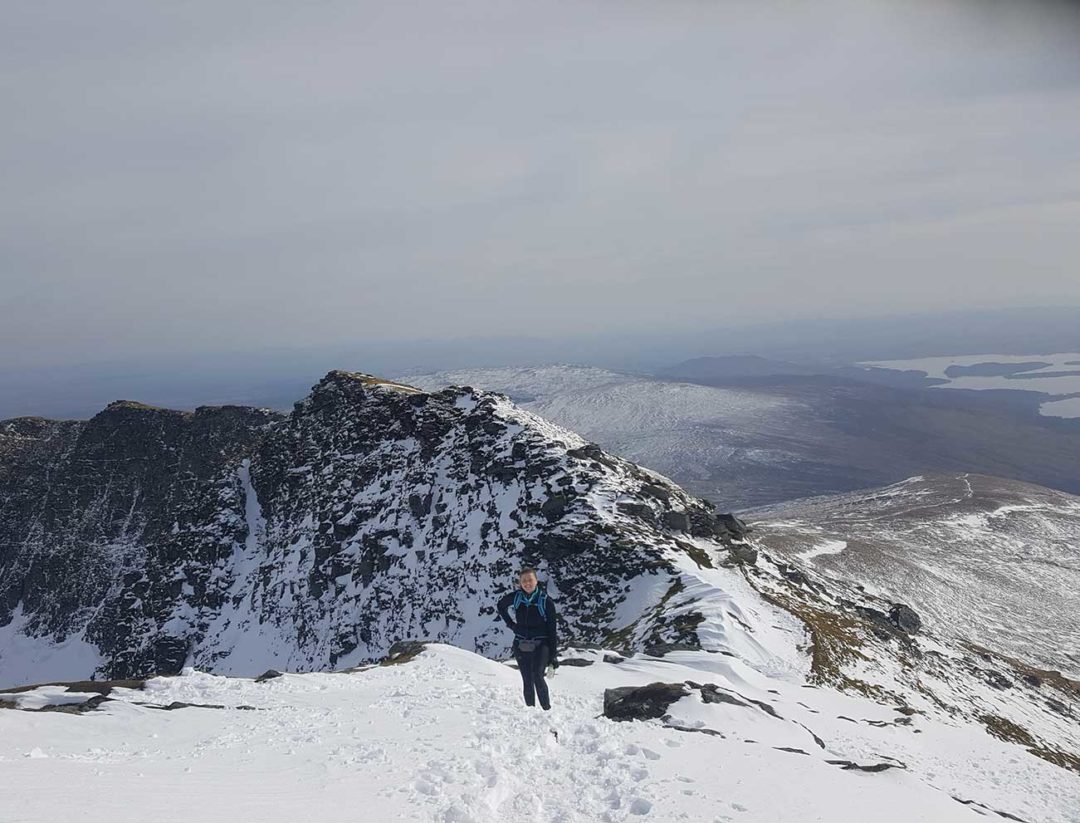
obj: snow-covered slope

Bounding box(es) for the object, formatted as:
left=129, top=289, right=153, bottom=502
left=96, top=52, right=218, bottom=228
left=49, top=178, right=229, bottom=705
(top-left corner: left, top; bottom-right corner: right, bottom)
left=403, top=365, right=805, bottom=506
left=748, top=474, right=1080, bottom=679
left=2, top=639, right=1077, bottom=823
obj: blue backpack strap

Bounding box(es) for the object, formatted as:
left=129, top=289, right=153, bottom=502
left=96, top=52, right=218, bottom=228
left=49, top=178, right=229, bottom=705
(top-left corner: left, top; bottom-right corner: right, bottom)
left=512, top=588, right=546, bottom=619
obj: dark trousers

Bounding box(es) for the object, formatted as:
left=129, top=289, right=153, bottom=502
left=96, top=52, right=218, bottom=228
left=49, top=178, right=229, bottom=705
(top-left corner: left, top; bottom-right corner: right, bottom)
left=515, top=641, right=551, bottom=710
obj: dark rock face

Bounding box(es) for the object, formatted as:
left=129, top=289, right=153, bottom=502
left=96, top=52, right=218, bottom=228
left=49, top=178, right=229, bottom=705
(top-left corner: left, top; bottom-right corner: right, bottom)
left=889, top=604, right=922, bottom=634
left=541, top=494, right=568, bottom=521
left=826, top=759, right=901, bottom=773
left=855, top=605, right=907, bottom=640
left=662, top=511, right=691, bottom=532
left=729, top=544, right=759, bottom=566
left=617, top=501, right=654, bottom=521
left=715, top=513, right=751, bottom=537
left=0, top=403, right=280, bottom=680
left=643, top=642, right=699, bottom=657
left=851, top=604, right=920, bottom=635
left=697, top=683, right=781, bottom=719
left=778, top=564, right=809, bottom=586
left=603, top=682, right=689, bottom=721
left=34, top=695, right=114, bottom=715
left=381, top=641, right=430, bottom=666
left=0, top=371, right=727, bottom=683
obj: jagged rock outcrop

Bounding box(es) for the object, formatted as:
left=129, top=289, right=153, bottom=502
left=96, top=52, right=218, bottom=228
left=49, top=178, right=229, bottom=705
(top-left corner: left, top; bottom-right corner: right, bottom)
left=889, top=603, right=922, bottom=634
left=0, top=371, right=735, bottom=682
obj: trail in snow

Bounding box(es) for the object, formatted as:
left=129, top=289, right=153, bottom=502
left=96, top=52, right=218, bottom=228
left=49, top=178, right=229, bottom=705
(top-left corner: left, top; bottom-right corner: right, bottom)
left=4, top=645, right=1075, bottom=823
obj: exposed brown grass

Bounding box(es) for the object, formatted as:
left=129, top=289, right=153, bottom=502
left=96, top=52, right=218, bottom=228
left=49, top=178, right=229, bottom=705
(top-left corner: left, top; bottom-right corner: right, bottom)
left=964, top=642, right=1080, bottom=696
left=978, top=713, right=1080, bottom=775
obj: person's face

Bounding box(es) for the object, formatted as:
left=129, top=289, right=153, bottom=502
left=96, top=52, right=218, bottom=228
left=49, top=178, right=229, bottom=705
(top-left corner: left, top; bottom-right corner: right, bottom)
left=519, top=572, right=538, bottom=593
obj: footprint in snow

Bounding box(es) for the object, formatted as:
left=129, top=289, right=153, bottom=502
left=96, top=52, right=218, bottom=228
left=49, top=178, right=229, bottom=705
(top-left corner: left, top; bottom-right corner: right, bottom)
left=441, top=805, right=478, bottom=823
left=629, top=798, right=652, bottom=815
left=413, top=778, right=439, bottom=796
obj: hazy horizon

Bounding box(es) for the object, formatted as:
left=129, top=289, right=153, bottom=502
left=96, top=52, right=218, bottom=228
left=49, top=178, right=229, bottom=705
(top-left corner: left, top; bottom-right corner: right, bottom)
left=5, top=0, right=1080, bottom=372
left=3, top=305, right=1079, bottom=420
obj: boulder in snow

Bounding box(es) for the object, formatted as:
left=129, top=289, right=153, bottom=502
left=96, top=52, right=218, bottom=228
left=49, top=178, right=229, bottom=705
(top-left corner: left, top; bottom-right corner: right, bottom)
left=729, top=544, right=758, bottom=566
left=603, top=682, right=689, bottom=721
left=716, top=513, right=751, bottom=536
left=889, top=604, right=922, bottom=634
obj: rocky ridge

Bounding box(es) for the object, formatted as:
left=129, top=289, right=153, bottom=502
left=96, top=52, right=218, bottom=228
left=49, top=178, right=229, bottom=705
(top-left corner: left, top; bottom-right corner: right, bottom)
left=0, top=371, right=746, bottom=683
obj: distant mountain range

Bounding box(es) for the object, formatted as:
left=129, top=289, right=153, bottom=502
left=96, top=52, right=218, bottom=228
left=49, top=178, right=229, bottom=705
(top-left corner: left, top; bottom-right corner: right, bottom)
left=657, top=355, right=816, bottom=380
left=5, top=305, right=1078, bottom=420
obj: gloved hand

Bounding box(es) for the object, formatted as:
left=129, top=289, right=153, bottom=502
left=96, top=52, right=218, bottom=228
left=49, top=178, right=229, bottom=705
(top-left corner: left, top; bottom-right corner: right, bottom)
left=550, top=653, right=560, bottom=670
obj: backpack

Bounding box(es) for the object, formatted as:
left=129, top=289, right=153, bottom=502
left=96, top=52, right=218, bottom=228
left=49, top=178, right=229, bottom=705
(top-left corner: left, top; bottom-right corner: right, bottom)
left=512, top=587, right=547, bottom=619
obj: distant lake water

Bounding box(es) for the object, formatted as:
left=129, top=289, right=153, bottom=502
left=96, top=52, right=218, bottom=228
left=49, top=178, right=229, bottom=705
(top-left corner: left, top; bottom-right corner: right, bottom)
left=859, top=353, right=1080, bottom=419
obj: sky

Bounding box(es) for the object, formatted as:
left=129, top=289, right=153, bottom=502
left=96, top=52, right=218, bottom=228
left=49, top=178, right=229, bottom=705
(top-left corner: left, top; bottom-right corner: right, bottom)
left=3, top=0, right=1080, bottom=371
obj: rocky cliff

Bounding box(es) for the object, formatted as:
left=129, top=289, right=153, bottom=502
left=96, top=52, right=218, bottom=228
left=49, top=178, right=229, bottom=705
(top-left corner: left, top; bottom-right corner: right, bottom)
left=0, top=371, right=744, bottom=683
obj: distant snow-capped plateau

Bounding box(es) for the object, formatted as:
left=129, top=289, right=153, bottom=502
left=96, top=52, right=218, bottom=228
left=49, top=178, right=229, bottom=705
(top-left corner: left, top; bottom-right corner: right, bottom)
left=403, top=365, right=1080, bottom=508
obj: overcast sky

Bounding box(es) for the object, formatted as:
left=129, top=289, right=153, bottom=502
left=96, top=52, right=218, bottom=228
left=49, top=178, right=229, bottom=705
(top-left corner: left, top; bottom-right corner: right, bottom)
left=3, top=0, right=1080, bottom=370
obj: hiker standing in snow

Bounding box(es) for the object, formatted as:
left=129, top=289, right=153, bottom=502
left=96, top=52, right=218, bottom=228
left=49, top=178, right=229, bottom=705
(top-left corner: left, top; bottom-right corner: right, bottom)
left=497, top=567, right=559, bottom=710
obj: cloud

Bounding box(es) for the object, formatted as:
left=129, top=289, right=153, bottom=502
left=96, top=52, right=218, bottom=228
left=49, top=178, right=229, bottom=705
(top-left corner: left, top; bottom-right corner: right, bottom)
left=2, top=0, right=1080, bottom=368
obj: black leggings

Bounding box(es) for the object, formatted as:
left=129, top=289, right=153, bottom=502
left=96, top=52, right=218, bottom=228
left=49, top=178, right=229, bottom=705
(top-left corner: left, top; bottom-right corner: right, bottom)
left=515, top=641, right=551, bottom=710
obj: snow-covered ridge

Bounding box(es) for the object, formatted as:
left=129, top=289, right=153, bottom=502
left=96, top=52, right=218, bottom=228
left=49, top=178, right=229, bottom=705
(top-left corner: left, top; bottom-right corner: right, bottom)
left=402, top=365, right=800, bottom=503
left=749, top=472, right=1080, bottom=679
left=0, top=370, right=741, bottom=684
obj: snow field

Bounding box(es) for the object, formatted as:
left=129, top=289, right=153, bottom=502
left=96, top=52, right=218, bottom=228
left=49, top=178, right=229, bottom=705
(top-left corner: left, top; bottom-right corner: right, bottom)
left=6, top=644, right=1075, bottom=823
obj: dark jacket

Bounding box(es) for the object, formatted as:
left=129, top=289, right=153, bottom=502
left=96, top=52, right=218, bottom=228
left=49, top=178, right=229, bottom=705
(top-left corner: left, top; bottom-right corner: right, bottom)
left=497, top=585, right=558, bottom=652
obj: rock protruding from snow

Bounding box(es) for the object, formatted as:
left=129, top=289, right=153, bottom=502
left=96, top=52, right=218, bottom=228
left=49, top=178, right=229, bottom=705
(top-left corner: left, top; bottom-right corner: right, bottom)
left=889, top=603, right=922, bottom=634
left=730, top=544, right=759, bottom=565
left=603, top=682, right=690, bottom=721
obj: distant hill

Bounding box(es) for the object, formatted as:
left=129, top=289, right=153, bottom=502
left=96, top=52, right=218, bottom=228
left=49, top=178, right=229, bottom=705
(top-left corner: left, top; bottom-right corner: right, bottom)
left=749, top=473, right=1080, bottom=679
